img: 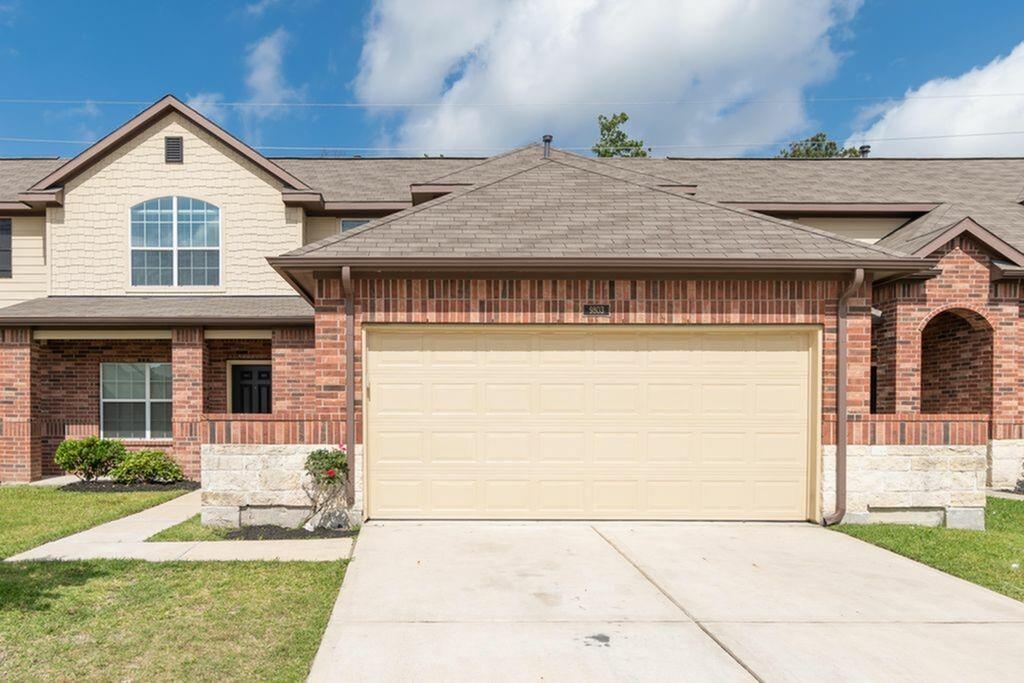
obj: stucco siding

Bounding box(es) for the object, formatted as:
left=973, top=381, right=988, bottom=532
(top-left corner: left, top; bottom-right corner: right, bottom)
left=0, top=216, right=47, bottom=307
left=48, top=112, right=300, bottom=295
left=795, top=216, right=906, bottom=244
left=303, top=216, right=339, bottom=245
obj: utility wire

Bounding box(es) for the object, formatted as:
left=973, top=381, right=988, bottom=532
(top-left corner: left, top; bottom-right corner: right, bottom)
left=4, top=92, right=1024, bottom=109
left=4, top=129, right=1024, bottom=154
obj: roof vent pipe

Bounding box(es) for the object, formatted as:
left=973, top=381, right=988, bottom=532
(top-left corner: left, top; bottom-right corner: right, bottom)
left=542, top=134, right=553, bottom=158
left=858, top=144, right=871, bottom=158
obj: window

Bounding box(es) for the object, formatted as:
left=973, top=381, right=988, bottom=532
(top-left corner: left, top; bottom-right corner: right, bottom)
left=100, top=363, right=172, bottom=439
left=130, top=196, right=220, bottom=286
left=0, top=218, right=10, bottom=278
left=341, top=218, right=370, bottom=232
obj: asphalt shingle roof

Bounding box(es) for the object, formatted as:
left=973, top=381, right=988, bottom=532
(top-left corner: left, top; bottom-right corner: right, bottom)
left=286, top=150, right=912, bottom=262
left=0, top=296, right=312, bottom=324
left=272, top=157, right=480, bottom=202
left=0, top=158, right=66, bottom=202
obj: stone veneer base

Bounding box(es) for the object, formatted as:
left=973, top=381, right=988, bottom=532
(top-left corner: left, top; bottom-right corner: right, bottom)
left=201, top=443, right=364, bottom=529
left=822, top=444, right=988, bottom=530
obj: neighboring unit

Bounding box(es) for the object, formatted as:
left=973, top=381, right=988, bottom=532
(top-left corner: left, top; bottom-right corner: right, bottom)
left=0, top=95, right=1017, bottom=531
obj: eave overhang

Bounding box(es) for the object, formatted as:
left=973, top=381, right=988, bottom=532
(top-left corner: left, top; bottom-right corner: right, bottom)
left=910, top=217, right=1024, bottom=266
left=269, top=255, right=936, bottom=303
left=410, top=183, right=473, bottom=205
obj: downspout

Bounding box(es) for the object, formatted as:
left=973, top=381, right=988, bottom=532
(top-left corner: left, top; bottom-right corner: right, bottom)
left=823, top=267, right=864, bottom=526
left=342, top=266, right=356, bottom=507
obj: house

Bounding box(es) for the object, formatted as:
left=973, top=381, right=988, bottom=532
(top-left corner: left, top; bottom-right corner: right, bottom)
left=0, top=94, right=1018, bottom=530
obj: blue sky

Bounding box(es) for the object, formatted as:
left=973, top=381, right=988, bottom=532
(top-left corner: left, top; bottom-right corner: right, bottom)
left=2, top=0, right=1024, bottom=158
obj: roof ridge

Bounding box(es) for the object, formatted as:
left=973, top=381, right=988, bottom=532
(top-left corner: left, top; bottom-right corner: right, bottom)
left=547, top=156, right=913, bottom=260
left=286, top=158, right=553, bottom=256
left=425, top=143, right=542, bottom=183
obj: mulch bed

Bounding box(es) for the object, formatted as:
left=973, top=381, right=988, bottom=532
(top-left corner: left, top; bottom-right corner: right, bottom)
left=60, top=480, right=200, bottom=493
left=222, top=525, right=357, bottom=541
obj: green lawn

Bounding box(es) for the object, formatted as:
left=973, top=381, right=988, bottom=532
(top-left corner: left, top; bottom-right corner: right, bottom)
left=0, top=560, right=345, bottom=682
left=0, top=486, right=187, bottom=559
left=149, top=514, right=230, bottom=542
left=836, top=496, right=1024, bottom=601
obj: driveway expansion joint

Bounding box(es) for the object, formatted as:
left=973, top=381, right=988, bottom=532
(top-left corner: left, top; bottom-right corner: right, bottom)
left=591, top=525, right=764, bottom=683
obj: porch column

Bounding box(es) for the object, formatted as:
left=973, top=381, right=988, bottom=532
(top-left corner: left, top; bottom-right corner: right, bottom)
left=172, top=327, right=205, bottom=480
left=0, top=327, right=39, bottom=482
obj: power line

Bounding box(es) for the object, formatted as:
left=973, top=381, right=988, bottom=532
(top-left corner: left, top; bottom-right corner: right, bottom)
left=5, top=129, right=1024, bottom=154
left=5, top=92, right=1024, bottom=109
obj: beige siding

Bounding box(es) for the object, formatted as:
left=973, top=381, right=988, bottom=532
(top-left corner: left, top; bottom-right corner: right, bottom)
left=0, top=216, right=47, bottom=307
left=303, top=216, right=339, bottom=245
left=48, top=112, right=301, bottom=295
left=794, top=216, right=906, bottom=244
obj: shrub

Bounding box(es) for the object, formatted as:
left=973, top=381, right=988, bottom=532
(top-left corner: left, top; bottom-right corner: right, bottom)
left=54, top=436, right=127, bottom=481
left=109, top=449, right=184, bottom=484
left=304, top=447, right=349, bottom=486
left=303, top=447, right=350, bottom=529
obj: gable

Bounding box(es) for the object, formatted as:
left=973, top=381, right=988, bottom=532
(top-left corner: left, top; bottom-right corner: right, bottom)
left=29, top=95, right=310, bottom=194
left=909, top=217, right=1024, bottom=267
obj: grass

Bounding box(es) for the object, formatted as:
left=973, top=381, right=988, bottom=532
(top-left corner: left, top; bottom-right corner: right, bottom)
left=0, top=559, right=346, bottom=682
left=149, top=514, right=229, bottom=542
left=0, top=485, right=187, bottom=559
left=836, top=496, right=1024, bottom=601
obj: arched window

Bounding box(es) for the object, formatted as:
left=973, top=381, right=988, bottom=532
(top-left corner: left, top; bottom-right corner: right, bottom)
left=130, top=196, right=220, bottom=286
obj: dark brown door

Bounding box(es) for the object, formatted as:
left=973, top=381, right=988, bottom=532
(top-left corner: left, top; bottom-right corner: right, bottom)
left=231, top=364, right=271, bottom=414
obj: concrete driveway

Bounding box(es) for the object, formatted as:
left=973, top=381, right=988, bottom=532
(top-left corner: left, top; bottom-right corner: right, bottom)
left=309, top=522, right=1024, bottom=682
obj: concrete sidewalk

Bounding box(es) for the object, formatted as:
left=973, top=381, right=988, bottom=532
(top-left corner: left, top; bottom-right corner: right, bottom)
left=309, top=521, right=1024, bottom=682
left=6, top=490, right=353, bottom=562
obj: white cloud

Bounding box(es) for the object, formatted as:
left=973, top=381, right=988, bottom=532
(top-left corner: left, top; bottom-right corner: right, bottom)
left=186, top=92, right=228, bottom=125
left=241, top=27, right=303, bottom=141
left=847, top=42, right=1024, bottom=156
left=354, top=0, right=861, bottom=155
left=244, top=0, right=280, bottom=16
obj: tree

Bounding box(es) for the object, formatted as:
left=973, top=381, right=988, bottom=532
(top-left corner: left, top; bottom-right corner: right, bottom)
left=778, top=132, right=862, bottom=158
left=592, top=112, right=649, bottom=157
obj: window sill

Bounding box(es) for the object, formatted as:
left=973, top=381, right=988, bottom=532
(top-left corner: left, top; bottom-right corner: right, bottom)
left=126, top=287, right=226, bottom=295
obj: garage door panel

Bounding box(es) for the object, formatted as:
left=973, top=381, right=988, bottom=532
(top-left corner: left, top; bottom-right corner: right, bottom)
left=367, top=327, right=814, bottom=520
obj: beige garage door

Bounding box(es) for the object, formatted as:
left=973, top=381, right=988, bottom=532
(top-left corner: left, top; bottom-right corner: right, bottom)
left=365, top=326, right=816, bottom=520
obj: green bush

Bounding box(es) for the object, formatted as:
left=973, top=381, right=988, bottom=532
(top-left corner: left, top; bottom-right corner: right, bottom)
left=304, top=447, right=348, bottom=486
left=109, top=449, right=184, bottom=484
left=54, top=436, right=127, bottom=481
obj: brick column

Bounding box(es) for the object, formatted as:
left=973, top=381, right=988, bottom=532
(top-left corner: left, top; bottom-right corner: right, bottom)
left=0, top=328, right=39, bottom=482
left=314, top=274, right=346, bottom=417
left=172, top=327, right=204, bottom=479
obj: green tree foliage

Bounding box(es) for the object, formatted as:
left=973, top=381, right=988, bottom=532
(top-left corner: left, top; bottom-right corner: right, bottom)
left=778, top=132, right=862, bottom=158
left=592, top=112, right=649, bottom=157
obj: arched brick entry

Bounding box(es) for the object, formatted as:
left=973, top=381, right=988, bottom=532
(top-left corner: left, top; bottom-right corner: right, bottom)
left=919, top=308, right=993, bottom=414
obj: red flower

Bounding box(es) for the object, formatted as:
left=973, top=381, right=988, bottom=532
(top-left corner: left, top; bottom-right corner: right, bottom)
left=326, top=468, right=336, bottom=478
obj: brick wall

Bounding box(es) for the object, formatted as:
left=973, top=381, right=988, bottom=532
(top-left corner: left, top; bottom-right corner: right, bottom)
left=204, top=338, right=272, bottom=413
left=0, top=328, right=38, bottom=482
left=872, top=235, right=1018, bottom=425
left=33, top=338, right=172, bottom=476
left=313, top=275, right=874, bottom=448
left=271, top=328, right=316, bottom=414
left=920, top=311, right=992, bottom=413
left=0, top=327, right=319, bottom=482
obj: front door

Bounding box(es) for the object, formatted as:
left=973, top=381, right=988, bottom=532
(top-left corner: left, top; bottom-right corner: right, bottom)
left=231, top=364, right=272, bottom=414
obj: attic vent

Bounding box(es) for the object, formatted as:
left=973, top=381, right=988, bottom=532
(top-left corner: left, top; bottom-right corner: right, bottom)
left=164, top=136, right=184, bottom=163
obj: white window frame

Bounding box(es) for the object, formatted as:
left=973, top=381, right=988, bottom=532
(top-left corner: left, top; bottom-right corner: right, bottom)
left=129, top=196, right=221, bottom=287
left=99, top=362, right=172, bottom=440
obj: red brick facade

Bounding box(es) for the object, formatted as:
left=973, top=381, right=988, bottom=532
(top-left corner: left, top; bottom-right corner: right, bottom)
left=2, top=238, right=1021, bottom=483
left=871, top=235, right=1019, bottom=436
left=0, top=328, right=318, bottom=482
left=313, top=275, right=874, bottom=450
